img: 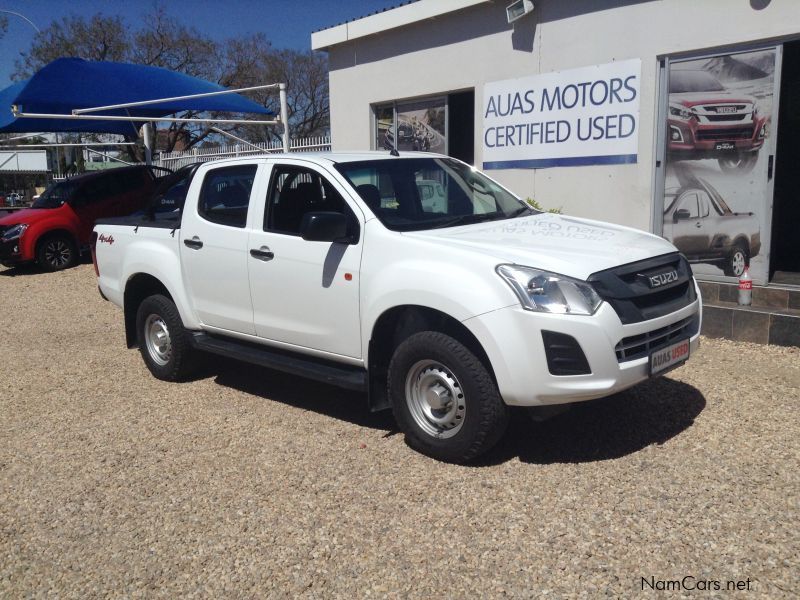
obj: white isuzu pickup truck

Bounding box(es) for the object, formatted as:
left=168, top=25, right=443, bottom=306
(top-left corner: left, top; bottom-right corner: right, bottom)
left=93, top=152, right=701, bottom=462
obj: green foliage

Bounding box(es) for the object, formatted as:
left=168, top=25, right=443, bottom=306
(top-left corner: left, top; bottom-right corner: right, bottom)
left=526, top=197, right=562, bottom=214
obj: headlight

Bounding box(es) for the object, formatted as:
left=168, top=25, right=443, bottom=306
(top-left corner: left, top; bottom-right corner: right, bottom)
left=1, top=223, right=28, bottom=241
left=668, top=103, right=693, bottom=120
left=496, top=265, right=602, bottom=315
left=752, top=102, right=760, bottom=117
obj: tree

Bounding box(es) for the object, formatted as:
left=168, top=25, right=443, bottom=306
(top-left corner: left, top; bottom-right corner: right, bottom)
left=13, top=7, right=330, bottom=154
left=13, top=14, right=129, bottom=78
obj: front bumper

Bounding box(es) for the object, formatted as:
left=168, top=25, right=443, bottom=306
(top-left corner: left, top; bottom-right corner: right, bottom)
left=463, top=282, right=702, bottom=406
left=0, top=237, right=26, bottom=264
left=667, top=116, right=766, bottom=156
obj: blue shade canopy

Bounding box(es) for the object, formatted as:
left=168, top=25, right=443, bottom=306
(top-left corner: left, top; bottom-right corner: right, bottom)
left=0, top=58, right=273, bottom=135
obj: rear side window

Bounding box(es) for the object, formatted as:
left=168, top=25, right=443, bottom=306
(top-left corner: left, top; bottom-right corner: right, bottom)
left=198, top=165, right=257, bottom=228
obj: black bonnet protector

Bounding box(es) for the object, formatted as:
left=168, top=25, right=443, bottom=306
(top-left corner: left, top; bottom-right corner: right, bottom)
left=587, top=252, right=696, bottom=324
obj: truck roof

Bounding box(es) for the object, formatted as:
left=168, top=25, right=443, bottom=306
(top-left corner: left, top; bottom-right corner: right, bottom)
left=196, top=151, right=449, bottom=168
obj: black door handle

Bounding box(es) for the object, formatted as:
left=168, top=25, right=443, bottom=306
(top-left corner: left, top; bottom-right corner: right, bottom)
left=184, top=237, right=203, bottom=249
left=250, top=246, right=274, bottom=261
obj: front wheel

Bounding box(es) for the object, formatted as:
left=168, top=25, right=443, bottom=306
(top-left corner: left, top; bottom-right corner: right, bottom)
left=136, top=294, right=198, bottom=381
left=718, top=152, right=758, bottom=174
left=388, top=331, right=509, bottom=463
left=36, top=234, right=78, bottom=271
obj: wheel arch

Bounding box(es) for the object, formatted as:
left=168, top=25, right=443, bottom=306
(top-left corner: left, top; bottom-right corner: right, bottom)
left=123, top=273, right=173, bottom=348
left=31, top=227, right=79, bottom=256
left=367, top=304, right=495, bottom=412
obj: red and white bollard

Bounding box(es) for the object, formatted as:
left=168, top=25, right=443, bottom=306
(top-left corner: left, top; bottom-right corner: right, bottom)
left=738, top=265, right=752, bottom=306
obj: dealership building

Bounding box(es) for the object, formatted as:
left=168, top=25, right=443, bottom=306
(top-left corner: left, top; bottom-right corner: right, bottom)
left=313, top=0, right=800, bottom=344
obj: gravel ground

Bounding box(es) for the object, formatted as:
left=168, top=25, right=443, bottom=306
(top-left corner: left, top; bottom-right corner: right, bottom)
left=1, top=263, right=798, bottom=598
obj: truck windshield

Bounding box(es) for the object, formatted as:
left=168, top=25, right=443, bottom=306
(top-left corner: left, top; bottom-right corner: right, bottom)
left=669, top=70, right=726, bottom=93
left=31, top=180, right=80, bottom=209
left=335, top=157, right=533, bottom=231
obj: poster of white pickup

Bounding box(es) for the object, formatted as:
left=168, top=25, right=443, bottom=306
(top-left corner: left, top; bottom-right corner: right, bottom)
left=482, top=59, right=641, bottom=170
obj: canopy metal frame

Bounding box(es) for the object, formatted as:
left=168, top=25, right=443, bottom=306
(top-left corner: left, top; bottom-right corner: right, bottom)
left=10, top=82, right=291, bottom=162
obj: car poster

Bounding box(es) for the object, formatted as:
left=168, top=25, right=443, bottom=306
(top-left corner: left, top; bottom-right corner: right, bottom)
left=661, top=49, right=777, bottom=283
left=389, top=99, right=446, bottom=153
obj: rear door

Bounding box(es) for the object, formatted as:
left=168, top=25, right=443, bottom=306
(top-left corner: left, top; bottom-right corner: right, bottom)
left=180, top=162, right=262, bottom=335
left=247, top=160, right=364, bottom=359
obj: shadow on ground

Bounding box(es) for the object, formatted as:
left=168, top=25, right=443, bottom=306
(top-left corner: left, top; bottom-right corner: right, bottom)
left=0, top=254, right=93, bottom=277
left=211, top=357, right=393, bottom=431
left=481, top=377, right=706, bottom=466
left=210, top=358, right=705, bottom=465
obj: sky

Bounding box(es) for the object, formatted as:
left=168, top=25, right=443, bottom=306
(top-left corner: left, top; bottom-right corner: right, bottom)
left=0, top=0, right=404, bottom=87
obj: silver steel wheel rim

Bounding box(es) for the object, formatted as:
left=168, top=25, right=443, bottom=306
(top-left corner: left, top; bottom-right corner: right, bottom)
left=45, top=240, right=71, bottom=267
left=732, top=251, right=745, bottom=276
left=144, top=314, right=172, bottom=366
left=404, top=359, right=466, bottom=439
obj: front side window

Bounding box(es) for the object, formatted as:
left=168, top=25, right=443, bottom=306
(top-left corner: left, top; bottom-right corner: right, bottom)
left=265, top=165, right=349, bottom=235
left=336, top=157, right=531, bottom=232
left=198, top=165, right=257, bottom=228
left=678, top=192, right=700, bottom=219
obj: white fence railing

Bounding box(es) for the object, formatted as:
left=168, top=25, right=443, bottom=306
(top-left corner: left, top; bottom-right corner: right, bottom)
left=154, top=136, right=331, bottom=170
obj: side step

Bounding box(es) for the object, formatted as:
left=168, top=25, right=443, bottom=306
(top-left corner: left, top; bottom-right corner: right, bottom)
left=189, top=332, right=368, bottom=391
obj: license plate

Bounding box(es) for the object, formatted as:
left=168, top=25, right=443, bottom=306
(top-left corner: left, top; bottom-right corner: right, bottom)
left=715, top=142, right=735, bottom=151
left=650, top=339, right=690, bottom=375
left=717, top=106, right=736, bottom=114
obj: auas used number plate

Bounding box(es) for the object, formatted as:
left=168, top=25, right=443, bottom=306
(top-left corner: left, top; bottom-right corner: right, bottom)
left=650, top=338, right=690, bottom=375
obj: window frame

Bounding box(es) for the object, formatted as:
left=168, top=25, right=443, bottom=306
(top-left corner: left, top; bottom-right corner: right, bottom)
left=197, top=163, right=258, bottom=229
left=263, top=162, right=360, bottom=242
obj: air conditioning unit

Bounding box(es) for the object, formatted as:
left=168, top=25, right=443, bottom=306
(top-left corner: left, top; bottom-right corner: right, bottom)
left=506, top=0, right=534, bottom=23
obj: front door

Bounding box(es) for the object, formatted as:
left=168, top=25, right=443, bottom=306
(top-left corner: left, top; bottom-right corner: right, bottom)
left=247, top=161, right=363, bottom=359
left=180, top=162, right=260, bottom=335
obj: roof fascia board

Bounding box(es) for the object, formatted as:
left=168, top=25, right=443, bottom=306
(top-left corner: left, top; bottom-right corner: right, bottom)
left=311, top=0, right=491, bottom=50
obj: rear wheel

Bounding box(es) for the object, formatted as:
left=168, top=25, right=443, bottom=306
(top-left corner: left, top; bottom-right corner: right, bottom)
left=723, top=243, right=748, bottom=277
left=136, top=294, right=198, bottom=381
left=388, top=331, right=508, bottom=463
left=36, top=234, right=78, bottom=271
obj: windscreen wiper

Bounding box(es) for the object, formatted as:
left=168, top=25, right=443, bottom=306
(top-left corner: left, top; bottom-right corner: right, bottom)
left=505, top=205, right=535, bottom=219
left=426, top=213, right=500, bottom=229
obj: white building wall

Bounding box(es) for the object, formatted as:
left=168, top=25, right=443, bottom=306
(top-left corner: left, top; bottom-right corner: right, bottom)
left=321, top=0, right=799, bottom=231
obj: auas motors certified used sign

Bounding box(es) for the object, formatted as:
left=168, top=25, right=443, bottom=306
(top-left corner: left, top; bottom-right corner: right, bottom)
left=482, top=59, right=641, bottom=169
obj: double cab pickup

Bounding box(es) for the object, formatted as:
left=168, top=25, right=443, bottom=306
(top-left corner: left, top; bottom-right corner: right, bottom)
left=93, top=153, right=702, bottom=462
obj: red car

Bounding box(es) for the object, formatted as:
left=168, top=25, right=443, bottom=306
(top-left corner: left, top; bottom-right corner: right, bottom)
left=667, top=70, right=768, bottom=172
left=0, top=166, right=166, bottom=270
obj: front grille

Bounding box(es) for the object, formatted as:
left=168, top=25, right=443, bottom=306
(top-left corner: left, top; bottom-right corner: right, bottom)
left=705, top=114, right=747, bottom=122
left=588, top=253, right=696, bottom=325
left=696, top=127, right=754, bottom=141
left=615, top=315, right=699, bottom=362
left=542, top=331, right=591, bottom=376
left=702, top=104, right=747, bottom=112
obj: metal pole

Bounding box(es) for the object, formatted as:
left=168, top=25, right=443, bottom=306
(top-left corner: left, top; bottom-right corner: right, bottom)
left=279, top=83, right=290, bottom=153
left=12, top=111, right=281, bottom=126
left=143, top=123, right=154, bottom=166
left=72, top=83, right=281, bottom=114
left=210, top=126, right=265, bottom=152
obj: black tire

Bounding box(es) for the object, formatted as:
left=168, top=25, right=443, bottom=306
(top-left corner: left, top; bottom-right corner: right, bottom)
left=388, top=331, right=509, bottom=463
left=136, top=294, right=198, bottom=381
left=718, top=152, right=758, bottom=174
left=723, top=242, right=749, bottom=277
left=36, top=234, right=78, bottom=271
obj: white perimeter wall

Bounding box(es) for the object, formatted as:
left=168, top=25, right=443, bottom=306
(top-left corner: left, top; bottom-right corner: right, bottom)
left=323, top=0, right=799, bottom=231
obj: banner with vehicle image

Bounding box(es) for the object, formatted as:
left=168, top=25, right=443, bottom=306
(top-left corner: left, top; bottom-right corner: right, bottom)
left=662, top=49, right=777, bottom=283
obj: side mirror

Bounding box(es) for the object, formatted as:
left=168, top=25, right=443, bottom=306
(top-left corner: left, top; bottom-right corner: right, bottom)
left=300, top=211, right=351, bottom=243
left=673, top=208, right=691, bottom=223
